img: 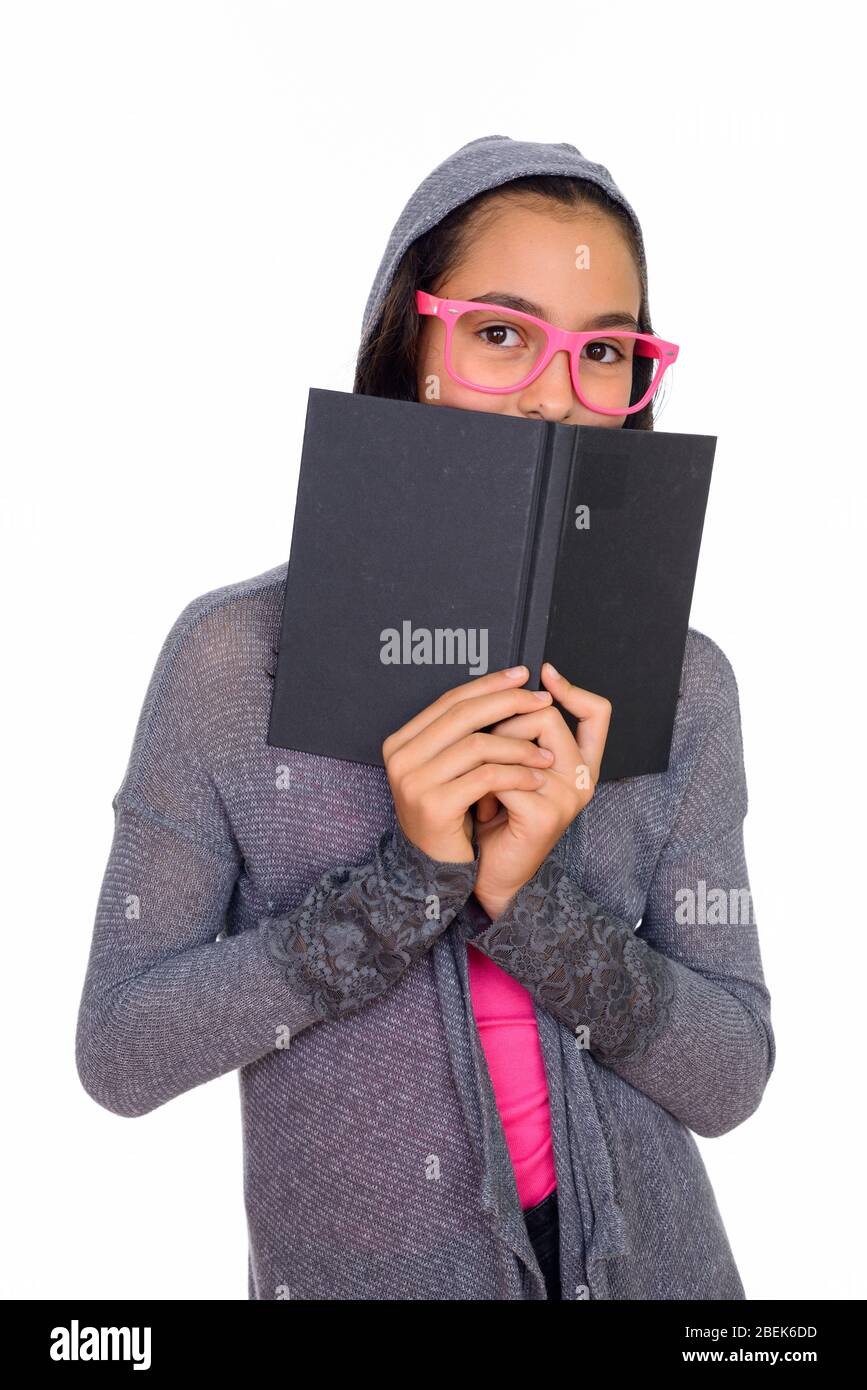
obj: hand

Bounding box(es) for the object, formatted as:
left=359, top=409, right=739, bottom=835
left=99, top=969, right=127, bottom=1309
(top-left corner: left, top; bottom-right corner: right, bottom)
left=382, top=666, right=556, bottom=863
left=471, top=662, right=612, bottom=918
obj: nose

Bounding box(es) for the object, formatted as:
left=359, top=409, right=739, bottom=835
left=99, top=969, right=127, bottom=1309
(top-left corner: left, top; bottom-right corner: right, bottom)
left=517, top=346, right=581, bottom=422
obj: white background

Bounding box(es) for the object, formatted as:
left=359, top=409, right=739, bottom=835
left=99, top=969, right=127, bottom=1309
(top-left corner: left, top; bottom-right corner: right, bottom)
left=1, top=0, right=863, bottom=1300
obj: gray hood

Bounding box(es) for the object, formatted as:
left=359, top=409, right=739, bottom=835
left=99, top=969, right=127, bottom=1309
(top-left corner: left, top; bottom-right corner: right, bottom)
left=359, top=133, right=648, bottom=350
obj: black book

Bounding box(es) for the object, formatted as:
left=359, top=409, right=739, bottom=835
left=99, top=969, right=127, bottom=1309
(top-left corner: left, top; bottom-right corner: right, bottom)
left=267, top=387, right=716, bottom=782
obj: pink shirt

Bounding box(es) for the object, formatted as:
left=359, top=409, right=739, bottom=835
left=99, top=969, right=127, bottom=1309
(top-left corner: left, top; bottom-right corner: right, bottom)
left=466, top=941, right=557, bottom=1210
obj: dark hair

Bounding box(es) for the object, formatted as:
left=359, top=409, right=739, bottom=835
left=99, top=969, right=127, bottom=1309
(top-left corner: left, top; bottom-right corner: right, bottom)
left=353, top=174, right=657, bottom=431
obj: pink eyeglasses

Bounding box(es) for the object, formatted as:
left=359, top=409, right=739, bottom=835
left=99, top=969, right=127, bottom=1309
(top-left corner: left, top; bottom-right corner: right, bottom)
left=416, top=288, right=679, bottom=417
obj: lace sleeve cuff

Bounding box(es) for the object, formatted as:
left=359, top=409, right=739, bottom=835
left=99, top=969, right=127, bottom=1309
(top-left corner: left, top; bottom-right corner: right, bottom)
left=262, top=820, right=479, bottom=1021
left=463, top=848, right=678, bottom=1063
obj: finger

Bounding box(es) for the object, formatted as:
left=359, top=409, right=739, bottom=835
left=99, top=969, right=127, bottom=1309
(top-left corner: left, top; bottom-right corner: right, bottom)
left=438, top=763, right=548, bottom=819
left=493, top=781, right=568, bottom=833
left=487, top=706, right=579, bottom=777
left=410, top=731, right=554, bottom=790
left=382, top=665, right=531, bottom=757
left=386, top=686, right=553, bottom=768
left=540, top=663, right=612, bottom=783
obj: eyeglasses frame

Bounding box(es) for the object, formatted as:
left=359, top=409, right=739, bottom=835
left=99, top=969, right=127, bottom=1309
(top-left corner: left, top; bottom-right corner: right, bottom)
left=416, top=288, right=679, bottom=417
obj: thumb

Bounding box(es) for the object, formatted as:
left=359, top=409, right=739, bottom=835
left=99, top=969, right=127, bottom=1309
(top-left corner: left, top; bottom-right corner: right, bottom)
left=475, top=792, right=501, bottom=824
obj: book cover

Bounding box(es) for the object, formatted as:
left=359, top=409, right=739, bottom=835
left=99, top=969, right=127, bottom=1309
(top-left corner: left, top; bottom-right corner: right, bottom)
left=266, top=387, right=715, bottom=783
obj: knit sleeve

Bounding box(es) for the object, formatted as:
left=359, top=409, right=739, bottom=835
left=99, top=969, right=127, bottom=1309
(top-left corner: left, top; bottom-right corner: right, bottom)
left=458, top=856, right=678, bottom=1064
left=76, top=596, right=478, bottom=1118
left=259, top=821, right=478, bottom=1020
left=459, top=652, right=775, bottom=1139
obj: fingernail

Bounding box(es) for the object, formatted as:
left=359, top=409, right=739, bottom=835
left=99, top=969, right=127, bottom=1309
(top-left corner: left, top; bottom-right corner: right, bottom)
left=545, top=662, right=559, bottom=677
left=533, top=689, right=551, bottom=701
left=538, top=748, right=554, bottom=760
left=532, top=770, right=546, bottom=785
left=505, top=665, right=527, bottom=679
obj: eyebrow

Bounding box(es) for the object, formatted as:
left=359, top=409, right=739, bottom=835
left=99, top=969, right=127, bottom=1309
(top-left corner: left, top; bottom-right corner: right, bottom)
left=469, top=290, right=640, bottom=333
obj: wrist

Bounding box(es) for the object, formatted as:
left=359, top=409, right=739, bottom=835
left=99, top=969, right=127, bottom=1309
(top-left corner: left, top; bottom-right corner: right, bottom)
left=392, top=817, right=478, bottom=874
left=471, top=887, right=515, bottom=922
left=394, top=817, right=475, bottom=866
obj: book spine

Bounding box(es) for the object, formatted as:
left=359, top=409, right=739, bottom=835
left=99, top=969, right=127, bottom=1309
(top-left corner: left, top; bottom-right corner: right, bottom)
left=516, top=424, right=576, bottom=686
left=509, top=425, right=547, bottom=669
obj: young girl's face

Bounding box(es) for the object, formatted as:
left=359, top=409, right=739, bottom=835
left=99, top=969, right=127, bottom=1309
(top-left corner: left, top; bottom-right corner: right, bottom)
left=415, top=198, right=642, bottom=428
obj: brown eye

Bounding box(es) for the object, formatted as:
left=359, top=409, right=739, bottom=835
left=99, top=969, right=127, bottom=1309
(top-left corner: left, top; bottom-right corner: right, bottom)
left=479, top=323, right=523, bottom=348
left=583, top=340, right=623, bottom=364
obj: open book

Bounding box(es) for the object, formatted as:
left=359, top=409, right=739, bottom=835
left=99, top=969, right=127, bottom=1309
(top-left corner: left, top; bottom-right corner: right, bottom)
left=267, top=387, right=715, bottom=782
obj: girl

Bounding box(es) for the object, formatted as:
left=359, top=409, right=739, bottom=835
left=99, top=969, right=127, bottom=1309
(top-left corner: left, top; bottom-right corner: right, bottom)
left=76, top=135, right=775, bottom=1300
